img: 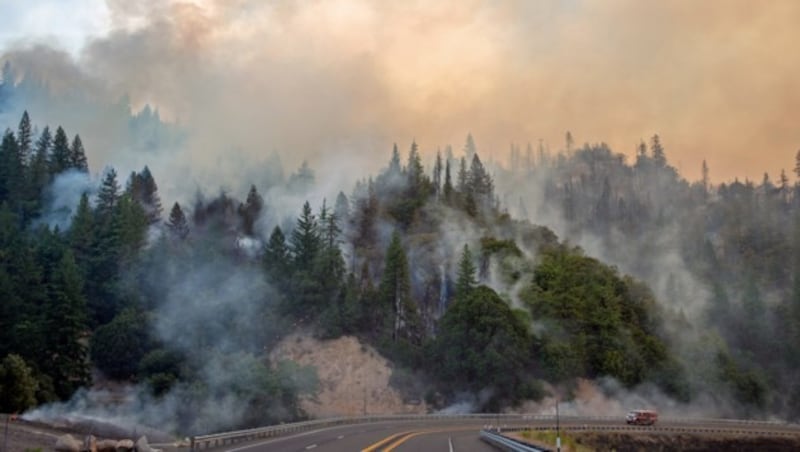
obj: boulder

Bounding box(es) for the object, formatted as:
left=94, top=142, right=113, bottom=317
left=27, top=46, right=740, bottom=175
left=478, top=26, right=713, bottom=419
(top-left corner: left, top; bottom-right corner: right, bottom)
left=54, top=434, right=81, bottom=452
left=116, top=439, right=135, bottom=451
left=97, top=439, right=118, bottom=452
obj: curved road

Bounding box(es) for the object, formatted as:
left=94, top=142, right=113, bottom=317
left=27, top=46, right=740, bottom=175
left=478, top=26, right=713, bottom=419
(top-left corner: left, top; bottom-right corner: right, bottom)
left=204, top=417, right=800, bottom=452
left=211, top=420, right=498, bottom=452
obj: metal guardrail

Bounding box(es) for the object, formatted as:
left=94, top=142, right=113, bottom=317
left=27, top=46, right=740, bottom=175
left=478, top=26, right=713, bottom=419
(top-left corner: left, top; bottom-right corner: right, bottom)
left=190, top=414, right=800, bottom=450
left=480, top=429, right=548, bottom=452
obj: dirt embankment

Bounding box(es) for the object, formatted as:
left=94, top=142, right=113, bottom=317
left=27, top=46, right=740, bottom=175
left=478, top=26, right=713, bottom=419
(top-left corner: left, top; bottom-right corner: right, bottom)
left=270, top=333, right=427, bottom=417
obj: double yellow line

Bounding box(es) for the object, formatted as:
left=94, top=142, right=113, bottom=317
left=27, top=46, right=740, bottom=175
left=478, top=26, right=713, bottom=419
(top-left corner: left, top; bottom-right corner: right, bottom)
left=361, top=426, right=472, bottom=451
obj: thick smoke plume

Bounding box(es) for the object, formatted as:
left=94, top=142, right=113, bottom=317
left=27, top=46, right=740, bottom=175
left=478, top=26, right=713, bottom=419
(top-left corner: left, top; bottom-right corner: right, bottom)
left=2, top=0, right=800, bottom=183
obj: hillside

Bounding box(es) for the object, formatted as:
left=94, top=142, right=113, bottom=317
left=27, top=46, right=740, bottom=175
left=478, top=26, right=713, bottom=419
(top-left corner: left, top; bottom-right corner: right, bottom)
left=0, top=94, right=798, bottom=435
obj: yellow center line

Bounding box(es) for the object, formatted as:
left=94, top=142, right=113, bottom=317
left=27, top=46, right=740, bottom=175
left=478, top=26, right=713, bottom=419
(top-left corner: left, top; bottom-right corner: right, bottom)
left=383, top=426, right=478, bottom=451
left=383, top=431, right=424, bottom=451
left=361, top=431, right=413, bottom=452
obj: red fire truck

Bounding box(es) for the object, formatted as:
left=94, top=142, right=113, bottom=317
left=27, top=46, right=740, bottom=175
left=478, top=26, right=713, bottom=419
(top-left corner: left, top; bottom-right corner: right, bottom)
left=625, top=409, right=658, bottom=425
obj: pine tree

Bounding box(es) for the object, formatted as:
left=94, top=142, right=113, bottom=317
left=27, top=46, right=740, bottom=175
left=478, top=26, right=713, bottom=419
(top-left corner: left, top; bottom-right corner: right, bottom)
left=238, top=184, right=263, bottom=236
left=388, top=144, right=402, bottom=176
left=291, top=201, right=320, bottom=270
left=468, top=153, right=493, bottom=202
left=69, top=193, right=94, bottom=275
left=455, top=244, right=477, bottom=299
left=443, top=159, right=453, bottom=202
left=286, top=201, right=325, bottom=316
left=96, top=168, right=120, bottom=221
left=379, top=231, right=420, bottom=342
left=49, top=126, right=71, bottom=175
left=464, top=133, right=477, bottom=161
left=114, top=193, right=149, bottom=262
left=166, top=202, right=190, bottom=240
left=651, top=134, right=666, bottom=167
left=315, top=211, right=345, bottom=304
left=69, top=134, right=89, bottom=172
left=0, top=129, right=23, bottom=206
left=457, top=156, right=468, bottom=195
left=406, top=140, right=425, bottom=191
left=27, top=126, right=51, bottom=210
left=89, top=168, right=122, bottom=325
left=127, top=166, right=162, bottom=224
left=351, top=179, right=378, bottom=251
left=263, top=226, right=290, bottom=280
left=45, top=251, right=90, bottom=399
left=16, top=111, right=32, bottom=164
left=433, top=150, right=443, bottom=197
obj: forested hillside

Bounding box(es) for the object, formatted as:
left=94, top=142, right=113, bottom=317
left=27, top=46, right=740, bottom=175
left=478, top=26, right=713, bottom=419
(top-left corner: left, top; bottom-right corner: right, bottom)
left=496, top=136, right=800, bottom=416
left=1, top=63, right=799, bottom=435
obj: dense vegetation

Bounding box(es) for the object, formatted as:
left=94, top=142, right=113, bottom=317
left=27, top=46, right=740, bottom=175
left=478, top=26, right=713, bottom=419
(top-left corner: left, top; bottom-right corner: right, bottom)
left=1, top=63, right=799, bottom=432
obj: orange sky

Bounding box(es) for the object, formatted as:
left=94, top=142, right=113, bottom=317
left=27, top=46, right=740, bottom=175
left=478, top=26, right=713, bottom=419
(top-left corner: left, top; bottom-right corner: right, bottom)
left=3, top=0, right=800, bottom=183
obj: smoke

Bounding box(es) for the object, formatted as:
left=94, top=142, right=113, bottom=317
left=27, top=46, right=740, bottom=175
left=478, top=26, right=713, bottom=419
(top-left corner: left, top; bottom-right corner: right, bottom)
left=35, top=169, right=95, bottom=230
left=23, top=226, right=317, bottom=435
left=3, top=0, right=799, bottom=186
left=3, top=0, right=796, bottom=427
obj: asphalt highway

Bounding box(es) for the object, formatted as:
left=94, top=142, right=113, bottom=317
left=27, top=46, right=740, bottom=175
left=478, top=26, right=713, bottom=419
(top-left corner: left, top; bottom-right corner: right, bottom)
left=210, top=420, right=500, bottom=452
left=203, top=417, right=800, bottom=452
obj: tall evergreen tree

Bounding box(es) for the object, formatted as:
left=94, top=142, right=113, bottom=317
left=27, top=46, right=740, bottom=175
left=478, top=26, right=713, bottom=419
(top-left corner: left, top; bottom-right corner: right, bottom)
left=379, top=231, right=420, bottom=342
left=467, top=153, right=494, bottom=213
left=455, top=244, right=477, bottom=299
left=433, top=150, right=443, bottom=197
left=263, top=226, right=290, bottom=280
left=0, top=129, right=23, bottom=206
left=166, top=202, right=190, bottom=240
left=27, top=126, right=51, bottom=210
left=457, top=157, right=468, bottom=194
left=127, top=166, right=162, bottom=224
left=406, top=140, right=425, bottom=192
left=238, top=184, right=263, bottom=236
left=114, top=193, right=149, bottom=262
left=44, top=251, right=90, bottom=399
left=443, top=159, right=453, bottom=202
left=69, top=193, right=94, bottom=276
left=388, top=144, right=402, bottom=177
left=88, top=168, right=122, bottom=325
left=351, top=179, right=378, bottom=251
left=291, top=201, right=320, bottom=270
left=651, top=134, right=666, bottom=167
left=16, top=111, right=32, bottom=164
left=69, top=134, right=89, bottom=172
left=96, top=168, right=120, bottom=221
left=49, top=126, right=71, bottom=175
left=464, top=133, right=477, bottom=161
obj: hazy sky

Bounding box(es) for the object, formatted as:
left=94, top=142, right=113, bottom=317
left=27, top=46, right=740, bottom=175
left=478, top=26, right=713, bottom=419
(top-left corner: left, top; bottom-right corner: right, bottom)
left=1, top=0, right=799, bottom=183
